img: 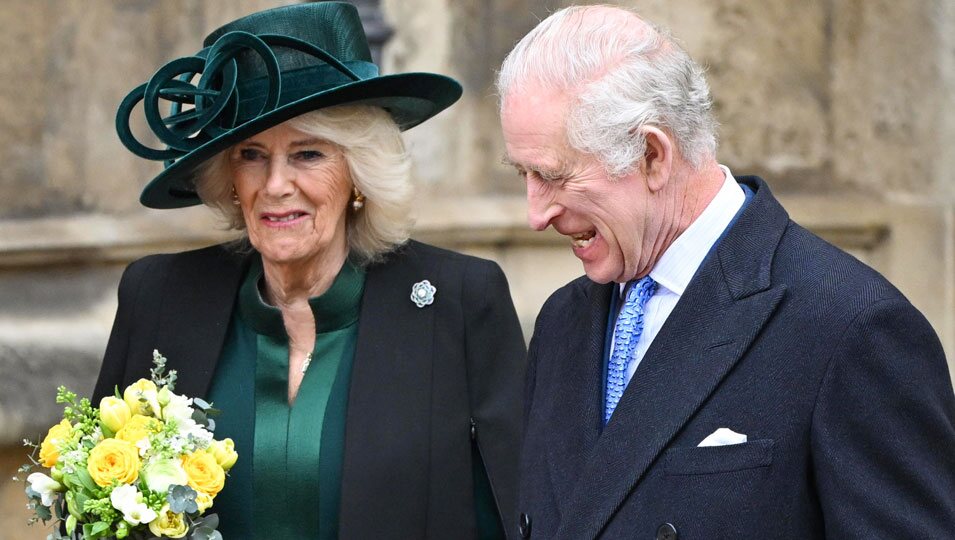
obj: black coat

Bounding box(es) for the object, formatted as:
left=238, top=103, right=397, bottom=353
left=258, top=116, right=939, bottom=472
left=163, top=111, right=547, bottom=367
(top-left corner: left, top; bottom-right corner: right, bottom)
left=518, top=177, right=955, bottom=539
left=93, top=240, right=526, bottom=539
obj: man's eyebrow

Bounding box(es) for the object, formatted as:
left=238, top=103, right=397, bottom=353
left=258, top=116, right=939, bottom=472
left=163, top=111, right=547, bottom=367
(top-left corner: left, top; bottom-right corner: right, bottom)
left=501, top=154, right=522, bottom=168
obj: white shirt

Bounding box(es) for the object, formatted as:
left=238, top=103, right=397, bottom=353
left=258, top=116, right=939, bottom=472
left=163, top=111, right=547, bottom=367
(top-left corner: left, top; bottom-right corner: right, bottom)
left=619, top=166, right=745, bottom=384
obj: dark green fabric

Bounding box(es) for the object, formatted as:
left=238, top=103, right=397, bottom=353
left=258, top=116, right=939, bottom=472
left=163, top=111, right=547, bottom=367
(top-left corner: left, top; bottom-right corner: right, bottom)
left=206, top=312, right=257, bottom=538
left=473, top=443, right=506, bottom=540
left=207, top=256, right=364, bottom=539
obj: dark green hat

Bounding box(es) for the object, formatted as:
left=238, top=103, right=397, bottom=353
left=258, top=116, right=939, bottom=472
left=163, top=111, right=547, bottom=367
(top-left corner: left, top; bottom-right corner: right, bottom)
left=117, top=2, right=462, bottom=209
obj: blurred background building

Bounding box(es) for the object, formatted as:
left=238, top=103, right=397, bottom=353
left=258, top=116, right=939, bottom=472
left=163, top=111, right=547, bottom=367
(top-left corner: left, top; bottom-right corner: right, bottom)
left=1, top=0, right=953, bottom=536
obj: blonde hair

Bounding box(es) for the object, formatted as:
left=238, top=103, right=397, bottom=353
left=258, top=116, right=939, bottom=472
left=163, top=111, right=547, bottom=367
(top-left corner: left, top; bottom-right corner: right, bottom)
left=195, top=105, right=414, bottom=265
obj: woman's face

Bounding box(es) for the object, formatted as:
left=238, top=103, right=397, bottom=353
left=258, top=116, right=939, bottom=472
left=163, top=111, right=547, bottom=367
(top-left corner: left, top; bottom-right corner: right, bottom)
left=229, top=121, right=352, bottom=266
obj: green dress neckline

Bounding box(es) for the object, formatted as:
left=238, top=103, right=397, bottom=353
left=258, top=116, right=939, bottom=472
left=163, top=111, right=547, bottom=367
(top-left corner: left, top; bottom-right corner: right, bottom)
left=214, top=255, right=364, bottom=539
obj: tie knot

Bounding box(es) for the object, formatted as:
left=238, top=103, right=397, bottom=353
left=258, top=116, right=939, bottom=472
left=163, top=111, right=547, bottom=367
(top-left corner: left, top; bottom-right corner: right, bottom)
left=626, top=275, right=657, bottom=303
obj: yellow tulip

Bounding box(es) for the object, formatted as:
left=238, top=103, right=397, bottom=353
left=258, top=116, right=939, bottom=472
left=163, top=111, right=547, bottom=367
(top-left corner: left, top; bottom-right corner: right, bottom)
left=123, top=379, right=161, bottom=417
left=207, top=438, right=238, bottom=471
left=99, top=396, right=132, bottom=433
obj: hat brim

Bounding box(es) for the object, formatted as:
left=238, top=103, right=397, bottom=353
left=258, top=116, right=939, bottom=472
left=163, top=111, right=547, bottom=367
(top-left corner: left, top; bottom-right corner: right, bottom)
left=138, top=72, right=461, bottom=209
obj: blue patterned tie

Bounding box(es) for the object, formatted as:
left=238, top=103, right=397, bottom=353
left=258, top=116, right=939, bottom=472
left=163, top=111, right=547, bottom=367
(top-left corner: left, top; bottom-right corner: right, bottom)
left=605, top=276, right=657, bottom=424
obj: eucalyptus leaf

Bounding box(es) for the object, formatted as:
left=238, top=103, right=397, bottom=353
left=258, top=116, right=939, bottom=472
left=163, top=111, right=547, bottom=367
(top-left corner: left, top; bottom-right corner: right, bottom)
left=195, top=513, right=219, bottom=529
left=192, top=398, right=212, bottom=410
left=168, top=484, right=199, bottom=514
left=35, top=502, right=52, bottom=521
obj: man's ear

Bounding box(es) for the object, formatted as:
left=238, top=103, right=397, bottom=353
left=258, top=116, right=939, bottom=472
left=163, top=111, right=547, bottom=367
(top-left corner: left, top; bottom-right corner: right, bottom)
left=637, top=126, right=673, bottom=193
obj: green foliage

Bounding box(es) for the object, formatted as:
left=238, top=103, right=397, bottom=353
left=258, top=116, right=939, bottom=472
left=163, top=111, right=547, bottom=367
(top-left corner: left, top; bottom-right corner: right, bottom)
left=190, top=513, right=223, bottom=540
left=168, top=484, right=199, bottom=514
left=150, top=349, right=178, bottom=390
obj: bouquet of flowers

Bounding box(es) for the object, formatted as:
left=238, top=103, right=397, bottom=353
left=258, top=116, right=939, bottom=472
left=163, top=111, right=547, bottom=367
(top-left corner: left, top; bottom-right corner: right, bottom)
left=17, top=351, right=237, bottom=540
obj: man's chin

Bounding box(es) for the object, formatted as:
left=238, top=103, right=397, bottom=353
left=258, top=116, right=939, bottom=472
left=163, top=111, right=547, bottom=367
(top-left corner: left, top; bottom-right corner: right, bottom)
left=582, top=264, right=617, bottom=285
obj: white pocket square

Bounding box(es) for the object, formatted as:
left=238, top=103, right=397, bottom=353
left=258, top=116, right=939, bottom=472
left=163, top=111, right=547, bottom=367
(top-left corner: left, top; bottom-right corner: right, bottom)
left=697, top=427, right=747, bottom=447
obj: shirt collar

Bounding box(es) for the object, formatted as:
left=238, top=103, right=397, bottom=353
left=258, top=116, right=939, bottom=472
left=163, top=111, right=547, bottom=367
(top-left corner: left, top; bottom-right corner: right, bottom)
left=648, top=165, right=745, bottom=296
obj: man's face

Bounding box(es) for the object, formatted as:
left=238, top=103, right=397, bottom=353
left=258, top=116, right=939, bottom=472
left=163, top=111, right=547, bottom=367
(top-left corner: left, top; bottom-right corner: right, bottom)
left=501, top=87, right=656, bottom=284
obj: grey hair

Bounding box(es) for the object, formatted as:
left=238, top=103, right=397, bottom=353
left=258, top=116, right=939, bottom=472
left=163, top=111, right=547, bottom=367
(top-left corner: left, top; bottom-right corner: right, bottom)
left=496, top=5, right=718, bottom=174
left=195, top=105, right=413, bottom=265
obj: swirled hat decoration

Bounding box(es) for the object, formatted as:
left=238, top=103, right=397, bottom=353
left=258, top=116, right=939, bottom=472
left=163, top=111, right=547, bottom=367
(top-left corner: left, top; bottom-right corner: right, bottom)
left=117, top=2, right=461, bottom=209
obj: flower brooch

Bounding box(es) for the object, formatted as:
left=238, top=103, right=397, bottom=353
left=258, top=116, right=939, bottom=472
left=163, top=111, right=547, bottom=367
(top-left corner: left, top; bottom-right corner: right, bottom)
left=411, top=280, right=436, bottom=308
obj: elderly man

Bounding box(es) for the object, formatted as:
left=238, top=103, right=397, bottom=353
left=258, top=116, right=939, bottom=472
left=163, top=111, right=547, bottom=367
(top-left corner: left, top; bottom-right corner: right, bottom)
left=498, top=5, right=955, bottom=540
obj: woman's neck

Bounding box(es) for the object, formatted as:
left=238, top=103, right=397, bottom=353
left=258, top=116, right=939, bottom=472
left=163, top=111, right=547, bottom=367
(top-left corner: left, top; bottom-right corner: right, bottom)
left=261, top=247, right=349, bottom=308
left=259, top=247, right=349, bottom=405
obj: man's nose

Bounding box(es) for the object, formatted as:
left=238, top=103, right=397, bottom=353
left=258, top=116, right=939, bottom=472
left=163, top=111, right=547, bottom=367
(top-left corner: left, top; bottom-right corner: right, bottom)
left=526, top=180, right=561, bottom=231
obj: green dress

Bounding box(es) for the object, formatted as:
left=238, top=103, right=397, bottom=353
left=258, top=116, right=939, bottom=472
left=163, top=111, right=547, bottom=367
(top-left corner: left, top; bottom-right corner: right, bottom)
left=207, top=257, right=364, bottom=539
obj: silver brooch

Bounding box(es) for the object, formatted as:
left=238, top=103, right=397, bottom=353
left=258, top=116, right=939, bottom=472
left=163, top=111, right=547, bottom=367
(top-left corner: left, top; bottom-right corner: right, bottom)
left=410, top=280, right=436, bottom=308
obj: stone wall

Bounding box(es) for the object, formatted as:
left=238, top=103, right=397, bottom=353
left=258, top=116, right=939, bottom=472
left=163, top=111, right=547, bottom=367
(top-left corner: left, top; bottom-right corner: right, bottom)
left=1, top=1, right=953, bottom=537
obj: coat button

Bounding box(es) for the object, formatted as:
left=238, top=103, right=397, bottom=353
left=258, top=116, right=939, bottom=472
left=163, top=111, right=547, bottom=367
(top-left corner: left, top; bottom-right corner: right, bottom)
left=656, top=522, right=678, bottom=540
left=518, top=512, right=532, bottom=538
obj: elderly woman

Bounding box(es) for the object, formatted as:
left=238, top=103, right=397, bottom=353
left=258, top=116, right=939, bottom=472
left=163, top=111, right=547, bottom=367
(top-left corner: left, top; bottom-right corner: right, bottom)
left=92, top=3, right=524, bottom=539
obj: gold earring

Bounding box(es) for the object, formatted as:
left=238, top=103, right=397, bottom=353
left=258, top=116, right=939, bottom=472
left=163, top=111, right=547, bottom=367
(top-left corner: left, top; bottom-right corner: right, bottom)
left=352, top=187, right=365, bottom=211
left=231, top=186, right=240, bottom=206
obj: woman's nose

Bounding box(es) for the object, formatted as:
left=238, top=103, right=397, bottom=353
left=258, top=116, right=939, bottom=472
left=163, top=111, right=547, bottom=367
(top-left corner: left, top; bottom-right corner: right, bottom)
left=263, top=159, right=295, bottom=198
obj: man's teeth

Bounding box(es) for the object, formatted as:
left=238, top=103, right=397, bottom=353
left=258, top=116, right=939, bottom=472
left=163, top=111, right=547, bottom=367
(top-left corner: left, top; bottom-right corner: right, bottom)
left=266, top=213, right=303, bottom=222
left=571, top=232, right=596, bottom=248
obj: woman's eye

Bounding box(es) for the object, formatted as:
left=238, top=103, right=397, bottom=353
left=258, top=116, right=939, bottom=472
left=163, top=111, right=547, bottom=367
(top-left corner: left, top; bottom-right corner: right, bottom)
left=239, top=148, right=264, bottom=161
left=294, top=150, right=325, bottom=161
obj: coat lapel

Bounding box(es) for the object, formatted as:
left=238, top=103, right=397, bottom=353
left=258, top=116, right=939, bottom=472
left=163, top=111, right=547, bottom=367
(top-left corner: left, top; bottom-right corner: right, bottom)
left=154, top=246, right=250, bottom=398
left=543, top=280, right=615, bottom=506
left=338, top=244, right=436, bottom=537
left=556, top=178, right=791, bottom=539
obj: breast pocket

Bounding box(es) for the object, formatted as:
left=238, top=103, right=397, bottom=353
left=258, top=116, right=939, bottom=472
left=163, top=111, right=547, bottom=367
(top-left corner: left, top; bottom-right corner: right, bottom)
left=662, top=439, right=775, bottom=476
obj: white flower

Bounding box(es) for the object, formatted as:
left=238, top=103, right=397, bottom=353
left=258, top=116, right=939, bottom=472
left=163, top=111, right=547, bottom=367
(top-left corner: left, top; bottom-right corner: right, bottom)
left=176, top=417, right=213, bottom=445
left=110, top=484, right=140, bottom=512
left=136, top=437, right=152, bottom=457
left=161, top=391, right=194, bottom=424
left=141, top=458, right=188, bottom=494
left=123, top=502, right=158, bottom=526
left=26, top=472, right=62, bottom=506
left=169, top=435, right=186, bottom=454
left=110, top=484, right=157, bottom=526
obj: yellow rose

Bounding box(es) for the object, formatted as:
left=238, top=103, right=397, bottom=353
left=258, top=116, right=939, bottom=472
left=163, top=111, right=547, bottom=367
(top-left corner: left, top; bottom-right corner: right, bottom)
left=99, top=396, right=132, bottom=433
left=39, top=419, right=73, bottom=468
left=181, top=451, right=224, bottom=496
left=148, top=504, right=188, bottom=538
left=115, top=414, right=163, bottom=445
left=123, top=379, right=161, bottom=417
left=195, top=491, right=214, bottom=513
left=87, top=438, right=140, bottom=487
left=207, top=438, right=238, bottom=471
